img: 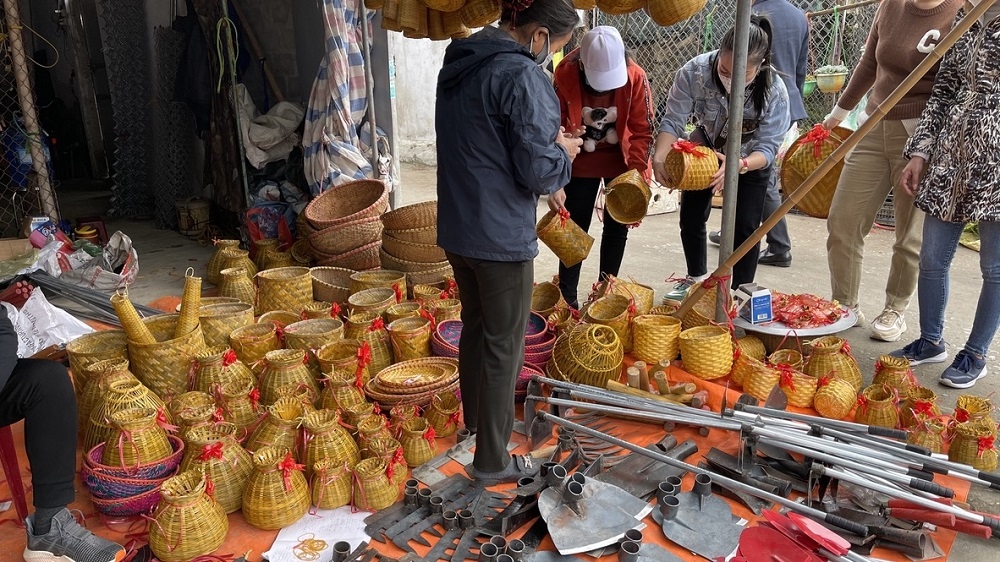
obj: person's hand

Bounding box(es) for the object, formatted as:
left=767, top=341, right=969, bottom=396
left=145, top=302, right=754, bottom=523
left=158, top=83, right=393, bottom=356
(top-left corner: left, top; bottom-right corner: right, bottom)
left=709, top=151, right=727, bottom=195
left=548, top=187, right=567, bottom=213
left=652, top=159, right=673, bottom=190
left=822, top=116, right=842, bottom=130
left=900, top=156, right=927, bottom=197
left=557, top=128, right=583, bottom=161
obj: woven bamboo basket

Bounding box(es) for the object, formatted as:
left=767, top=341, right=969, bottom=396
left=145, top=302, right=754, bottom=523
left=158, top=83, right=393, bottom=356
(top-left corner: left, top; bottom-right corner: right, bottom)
left=768, top=349, right=804, bottom=372
left=388, top=317, right=433, bottom=361
left=679, top=326, right=733, bottom=380
left=217, top=267, right=256, bottom=307
left=177, top=297, right=239, bottom=312
left=428, top=9, right=448, bottom=40
left=413, top=283, right=446, bottom=304
left=425, top=392, right=461, bottom=437
left=149, top=470, right=229, bottom=562
left=218, top=247, right=258, bottom=279
left=389, top=404, right=421, bottom=438
left=406, top=264, right=454, bottom=288
left=175, top=405, right=216, bottom=442
left=781, top=126, right=853, bottom=219
left=536, top=210, right=595, bottom=268
left=379, top=248, right=449, bottom=274
left=356, top=413, right=394, bottom=448
left=651, top=299, right=681, bottom=316
left=309, top=216, right=384, bottom=256
left=253, top=239, right=280, bottom=270
left=663, top=140, right=719, bottom=191
left=601, top=275, right=655, bottom=316
left=365, top=437, right=408, bottom=488
left=381, top=200, right=436, bottom=231
left=459, top=0, right=501, bottom=26
left=311, top=458, right=353, bottom=509
left=81, top=461, right=174, bottom=503
left=364, top=358, right=459, bottom=409
left=735, top=335, right=766, bottom=362
left=855, top=385, right=900, bottom=429
left=604, top=170, right=652, bottom=225
left=168, top=391, right=215, bottom=419
left=873, top=355, right=918, bottom=397
left=531, top=281, right=566, bottom=317
left=546, top=308, right=579, bottom=338
left=950, top=421, right=998, bottom=471
left=179, top=425, right=253, bottom=513
left=360, top=317, right=394, bottom=375
left=775, top=364, right=818, bottom=409
left=730, top=344, right=764, bottom=388
left=316, top=240, right=383, bottom=270
left=813, top=376, right=856, bottom=420
left=803, top=336, right=862, bottom=391
left=908, top=417, right=947, bottom=454
left=85, top=378, right=168, bottom=452
left=899, top=387, right=942, bottom=429
left=349, top=287, right=398, bottom=317
left=425, top=0, right=463, bottom=12
left=259, top=349, right=320, bottom=407
left=302, top=409, right=361, bottom=474
left=207, top=239, right=241, bottom=284
left=128, top=314, right=206, bottom=401
left=744, top=361, right=781, bottom=401
left=67, top=330, right=129, bottom=390
left=77, top=358, right=138, bottom=430
left=387, top=302, right=423, bottom=323
left=290, top=239, right=313, bottom=267
left=304, top=179, right=389, bottom=230
left=274, top=384, right=320, bottom=416
left=352, top=457, right=398, bottom=511
left=197, top=302, right=254, bottom=348
left=256, top=267, right=313, bottom=315
left=551, top=324, right=624, bottom=388
left=103, top=407, right=173, bottom=469
left=243, top=446, right=310, bottom=529
left=266, top=251, right=295, bottom=270
left=680, top=285, right=720, bottom=331
left=301, top=301, right=336, bottom=320
left=245, top=398, right=304, bottom=456
left=385, top=226, right=437, bottom=247
left=230, top=323, right=282, bottom=371
left=585, top=294, right=635, bottom=353
left=595, top=0, right=643, bottom=14
left=191, top=347, right=256, bottom=396
left=111, top=291, right=155, bottom=345
left=311, top=266, right=355, bottom=304
left=217, top=379, right=262, bottom=437
left=284, top=318, right=345, bottom=372
left=382, top=235, right=447, bottom=264
left=400, top=417, right=436, bottom=467
left=432, top=299, right=462, bottom=323
left=955, top=395, right=995, bottom=424
left=175, top=271, right=203, bottom=339
left=343, top=401, right=377, bottom=430
left=317, top=339, right=370, bottom=385
left=647, top=0, right=707, bottom=25
left=366, top=0, right=385, bottom=10
left=345, top=310, right=381, bottom=339
left=258, top=311, right=301, bottom=330
left=350, top=269, right=407, bottom=295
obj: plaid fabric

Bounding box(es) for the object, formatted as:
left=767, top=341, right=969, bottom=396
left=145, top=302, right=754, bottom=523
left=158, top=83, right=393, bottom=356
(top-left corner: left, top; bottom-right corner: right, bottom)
left=303, top=0, right=376, bottom=196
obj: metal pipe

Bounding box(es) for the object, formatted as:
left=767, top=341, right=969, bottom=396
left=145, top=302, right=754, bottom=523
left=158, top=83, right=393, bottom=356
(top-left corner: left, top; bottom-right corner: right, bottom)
left=536, top=396, right=741, bottom=431
left=358, top=4, right=380, bottom=177
left=734, top=403, right=908, bottom=440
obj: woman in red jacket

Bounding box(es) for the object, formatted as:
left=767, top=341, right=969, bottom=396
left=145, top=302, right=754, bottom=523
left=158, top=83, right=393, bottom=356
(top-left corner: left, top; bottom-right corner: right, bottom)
left=553, top=25, right=655, bottom=309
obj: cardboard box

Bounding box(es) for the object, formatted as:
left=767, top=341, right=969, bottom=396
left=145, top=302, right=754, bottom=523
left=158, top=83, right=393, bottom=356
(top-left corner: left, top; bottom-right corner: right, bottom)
left=737, top=283, right=773, bottom=324
left=0, top=237, right=33, bottom=262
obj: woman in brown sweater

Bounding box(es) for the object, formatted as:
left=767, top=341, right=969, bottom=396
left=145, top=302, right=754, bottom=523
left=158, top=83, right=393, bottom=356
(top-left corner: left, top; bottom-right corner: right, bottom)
left=823, top=0, right=961, bottom=342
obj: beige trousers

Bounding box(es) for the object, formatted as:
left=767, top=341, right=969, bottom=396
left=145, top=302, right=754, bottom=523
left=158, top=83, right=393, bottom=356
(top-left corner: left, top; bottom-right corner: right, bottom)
left=826, top=120, right=923, bottom=311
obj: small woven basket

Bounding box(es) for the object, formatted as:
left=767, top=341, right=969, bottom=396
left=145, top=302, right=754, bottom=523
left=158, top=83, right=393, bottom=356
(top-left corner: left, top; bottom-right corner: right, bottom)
left=855, top=385, right=900, bottom=429
left=735, top=335, right=766, bottom=362
left=389, top=405, right=421, bottom=438
left=949, top=421, right=998, bottom=471
left=531, top=281, right=566, bottom=317
left=284, top=318, right=345, bottom=372
left=899, top=387, right=942, bottom=429
left=302, top=409, right=361, bottom=477
left=84, top=434, right=184, bottom=481
left=207, top=239, right=241, bottom=284
left=908, top=417, right=947, bottom=454
left=218, top=267, right=256, bottom=307
left=179, top=425, right=254, bottom=513
left=387, top=302, right=423, bottom=323
left=803, top=336, right=862, bottom=391
left=311, top=266, right=355, bottom=304
left=595, top=0, right=644, bottom=14
left=259, top=311, right=301, bottom=329
left=243, top=446, right=311, bottom=530
left=259, top=349, right=320, bottom=408
left=175, top=271, right=202, bottom=338
left=309, top=216, right=384, bottom=256
left=349, top=287, right=398, bottom=317
left=358, top=316, right=394, bottom=375
left=352, top=457, right=398, bottom=511
left=730, top=345, right=763, bottom=388
left=604, top=170, right=651, bottom=224
left=253, top=238, right=281, bottom=270
left=388, top=317, right=433, bottom=360
left=769, top=349, right=805, bottom=372
left=381, top=200, right=437, bottom=231
left=356, top=413, right=394, bottom=448
left=230, top=323, right=282, bottom=371
left=244, top=398, right=304, bottom=456
left=217, top=379, right=262, bottom=437
left=290, top=239, right=313, bottom=267
left=432, top=299, right=462, bottom=323
left=774, top=364, right=818, bottom=409
left=350, top=269, right=407, bottom=296
left=67, top=330, right=129, bottom=390
left=955, top=395, right=995, bottom=424
left=547, top=308, right=579, bottom=338
left=218, top=247, right=258, bottom=279
left=873, top=355, right=918, bottom=397
left=680, top=285, right=720, bottom=331
left=175, top=405, right=216, bottom=441
left=198, top=302, right=255, bottom=348
left=425, top=391, right=461, bottom=437
left=311, top=459, right=353, bottom=509
left=274, top=384, right=319, bottom=416
left=383, top=236, right=447, bottom=264
left=256, top=267, right=313, bottom=315
left=400, top=417, right=436, bottom=466
left=813, top=376, right=856, bottom=420
left=149, top=470, right=229, bottom=562
left=317, top=339, right=370, bottom=384
left=127, top=314, right=207, bottom=402
left=85, top=378, right=168, bottom=452
left=77, top=358, right=137, bottom=430
left=550, top=324, right=624, bottom=388
left=364, top=437, right=407, bottom=486
left=600, top=275, right=655, bottom=316
left=584, top=294, right=635, bottom=353
left=679, top=326, right=734, bottom=380
left=406, top=264, right=454, bottom=288
left=663, top=140, right=719, bottom=191
left=167, top=391, right=215, bottom=420
left=304, top=179, right=389, bottom=230
left=536, top=210, right=595, bottom=268
left=744, top=361, right=781, bottom=401
left=103, top=407, right=173, bottom=469
left=301, top=301, right=337, bottom=320
left=111, top=291, right=155, bottom=345
left=781, top=126, right=853, bottom=219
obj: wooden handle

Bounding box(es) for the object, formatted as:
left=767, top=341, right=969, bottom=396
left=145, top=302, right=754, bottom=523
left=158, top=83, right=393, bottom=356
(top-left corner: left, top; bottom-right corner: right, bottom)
left=607, top=380, right=684, bottom=405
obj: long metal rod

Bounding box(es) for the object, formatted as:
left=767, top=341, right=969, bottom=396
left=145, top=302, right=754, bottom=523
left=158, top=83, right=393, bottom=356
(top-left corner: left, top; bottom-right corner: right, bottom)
left=539, top=396, right=743, bottom=431
left=734, top=403, right=909, bottom=440
left=63, top=0, right=108, bottom=178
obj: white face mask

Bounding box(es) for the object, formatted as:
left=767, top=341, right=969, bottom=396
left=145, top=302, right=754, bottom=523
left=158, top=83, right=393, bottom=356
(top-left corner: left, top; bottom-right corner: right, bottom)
left=528, top=32, right=552, bottom=68
left=720, top=75, right=732, bottom=93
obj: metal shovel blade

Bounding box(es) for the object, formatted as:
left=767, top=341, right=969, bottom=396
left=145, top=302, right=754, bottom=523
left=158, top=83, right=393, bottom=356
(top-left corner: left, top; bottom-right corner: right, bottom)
left=652, top=491, right=742, bottom=561
left=537, top=478, right=653, bottom=555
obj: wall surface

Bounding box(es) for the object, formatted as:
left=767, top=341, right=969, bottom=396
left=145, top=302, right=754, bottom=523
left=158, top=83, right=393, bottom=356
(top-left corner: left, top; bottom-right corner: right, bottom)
left=391, top=34, right=447, bottom=165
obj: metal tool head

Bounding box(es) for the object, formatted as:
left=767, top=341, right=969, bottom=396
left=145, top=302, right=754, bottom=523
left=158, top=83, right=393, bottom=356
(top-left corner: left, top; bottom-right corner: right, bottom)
left=764, top=385, right=789, bottom=410
left=528, top=403, right=555, bottom=450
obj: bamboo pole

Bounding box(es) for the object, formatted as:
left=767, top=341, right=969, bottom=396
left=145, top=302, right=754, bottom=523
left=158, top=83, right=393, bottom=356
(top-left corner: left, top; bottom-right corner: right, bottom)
left=807, top=0, right=881, bottom=19
left=675, top=0, right=996, bottom=321
left=229, top=0, right=285, bottom=103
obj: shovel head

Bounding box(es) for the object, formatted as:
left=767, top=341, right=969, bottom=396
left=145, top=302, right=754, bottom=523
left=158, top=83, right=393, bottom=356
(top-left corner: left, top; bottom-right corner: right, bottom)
left=653, top=491, right=742, bottom=561
left=537, top=478, right=652, bottom=555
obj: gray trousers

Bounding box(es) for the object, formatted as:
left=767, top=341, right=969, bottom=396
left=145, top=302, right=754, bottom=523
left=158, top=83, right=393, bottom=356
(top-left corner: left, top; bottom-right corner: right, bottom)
left=763, top=172, right=792, bottom=254
left=446, top=252, right=533, bottom=472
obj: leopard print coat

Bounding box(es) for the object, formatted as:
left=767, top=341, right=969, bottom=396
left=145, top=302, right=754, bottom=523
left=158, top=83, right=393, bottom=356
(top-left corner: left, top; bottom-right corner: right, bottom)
left=905, top=11, right=1000, bottom=222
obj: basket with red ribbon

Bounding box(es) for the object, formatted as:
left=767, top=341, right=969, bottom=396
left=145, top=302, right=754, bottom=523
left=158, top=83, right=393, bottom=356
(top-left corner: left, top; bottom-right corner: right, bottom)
left=780, top=124, right=853, bottom=218
left=536, top=208, right=595, bottom=267
left=663, top=139, right=719, bottom=191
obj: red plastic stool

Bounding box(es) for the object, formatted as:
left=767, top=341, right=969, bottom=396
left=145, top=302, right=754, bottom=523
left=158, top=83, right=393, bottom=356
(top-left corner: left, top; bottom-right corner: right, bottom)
left=0, top=425, right=29, bottom=526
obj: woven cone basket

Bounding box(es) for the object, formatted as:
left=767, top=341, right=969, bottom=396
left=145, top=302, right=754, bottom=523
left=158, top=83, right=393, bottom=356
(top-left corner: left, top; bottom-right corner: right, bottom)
left=206, top=240, right=241, bottom=284
left=175, top=271, right=202, bottom=339
left=873, top=355, right=918, bottom=397
left=663, top=140, right=718, bottom=191
left=111, top=292, right=155, bottom=345
left=551, top=324, right=624, bottom=388
left=128, top=314, right=207, bottom=400
left=584, top=294, right=635, bottom=353
left=245, top=398, right=305, bottom=457
left=149, top=470, right=228, bottom=562
left=77, top=358, right=138, bottom=433
left=812, top=376, right=856, bottom=420
left=855, top=385, right=900, bottom=429
left=365, top=437, right=408, bottom=488
left=85, top=378, right=168, bottom=453
left=803, top=336, right=862, bottom=391
left=67, top=330, right=129, bottom=390
left=311, top=458, right=353, bottom=510
left=388, top=317, right=433, bottom=361
left=425, top=392, right=461, bottom=437
left=352, top=457, right=398, bottom=511
left=243, top=447, right=310, bottom=530
left=949, top=421, right=998, bottom=471
left=256, top=267, right=313, bottom=315
left=192, top=347, right=256, bottom=395
left=604, top=170, right=651, bottom=224
left=302, top=409, right=361, bottom=477
left=218, top=247, right=258, bottom=279
left=679, top=326, right=733, bottom=380
left=217, top=267, right=256, bottom=307
left=536, top=210, right=595, bottom=268
left=103, top=407, right=173, bottom=469
left=217, top=379, right=263, bottom=438
left=179, top=425, right=254, bottom=513
left=781, top=126, right=853, bottom=219
left=899, top=387, right=942, bottom=429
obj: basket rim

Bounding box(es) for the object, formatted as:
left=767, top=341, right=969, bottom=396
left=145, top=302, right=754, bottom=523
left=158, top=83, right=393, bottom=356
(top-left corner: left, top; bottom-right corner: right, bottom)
left=380, top=201, right=437, bottom=230
left=304, top=179, right=389, bottom=229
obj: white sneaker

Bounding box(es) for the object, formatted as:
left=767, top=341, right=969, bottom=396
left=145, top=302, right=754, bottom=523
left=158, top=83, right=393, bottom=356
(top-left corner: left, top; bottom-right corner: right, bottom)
left=870, top=308, right=906, bottom=342
left=850, top=306, right=866, bottom=327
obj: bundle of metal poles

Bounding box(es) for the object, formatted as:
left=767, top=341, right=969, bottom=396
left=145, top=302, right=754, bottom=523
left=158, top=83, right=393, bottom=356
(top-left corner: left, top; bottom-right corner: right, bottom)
left=24, top=272, right=163, bottom=326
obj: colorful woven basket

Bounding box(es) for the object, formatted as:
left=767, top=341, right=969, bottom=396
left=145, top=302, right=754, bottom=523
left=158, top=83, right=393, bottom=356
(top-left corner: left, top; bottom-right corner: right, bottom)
left=243, top=447, right=311, bottom=530
left=82, top=463, right=174, bottom=501
left=84, top=434, right=185, bottom=481
left=149, top=470, right=229, bottom=562
left=536, top=210, right=595, bottom=268
left=679, top=326, right=733, bottom=380
left=89, top=486, right=162, bottom=518
left=664, top=140, right=718, bottom=191
left=604, top=170, right=651, bottom=225
left=304, top=179, right=390, bottom=230
left=256, top=267, right=313, bottom=315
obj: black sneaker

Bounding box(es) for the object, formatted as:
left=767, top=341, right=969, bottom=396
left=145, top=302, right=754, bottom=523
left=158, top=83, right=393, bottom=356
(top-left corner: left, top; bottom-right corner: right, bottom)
left=470, top=454, right=540, bottom=486
left=939, top=350, right=988, bottom=389
left=25, top=509, right=125, bottom=562
left=890, top=338, right=948, bottom=366
left=708, top=231, right=721, bottom=246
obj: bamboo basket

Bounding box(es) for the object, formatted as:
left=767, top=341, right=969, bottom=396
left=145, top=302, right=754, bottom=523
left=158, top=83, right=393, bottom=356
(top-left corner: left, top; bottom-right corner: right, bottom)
left=356, top=413, right=394, bottom=447
left=679, top=326, right=733, bottom=380
left=259, top=349, right=320, bottom=407
left=949, top=421, right=998, bottom=471
left=424, top=0, right=463, bottom=11
left=284, top=318, right=345, bottom=373
left=584, top=294, right=635, bottom=353
left=385, top=226, right=437, bottom=246
left=198, top=302, right=255, bottom=348
left=365, top=437, right=408, bottom=488
left=908, top=417, right=947, bottom=454
left=381, top=200, right=436, bottom=231
left=730, top=345, right=764, bottom=388
left=85, top=378, right=168, bottom=452
left=245, top=398, right=304, bottom=457
left=217, top=267, right=256, bottom=307
left=803, top=336, right=862, bottom=391
left=595, top=0, right=644, bottom=14
left=254, top=239, right=281, bottom=270
left=349, top=287, right=398, bottom=317
left=379, top=248, right=449, bottom=274
left=663, top=140, right=718, bottom=191
left=290, top=239, right=313, bottom=267
left=179, top=425, right=253, bottom=513
left=400, top=418, right=436, bottom=466
left=547, top=307, right=579, bottom=338
left=311, top=266, right=355, bottom=304
left=218, top=247, right=258, bottom=279
left=359, top=316, right=393, bottom=375
left=217, top=379, right=262, bottom=437
left=899, top=387, right=942, bottom=429
left=388, top=317, right=433, bottom=360
left=259, top=310, right=301, bottom=329
left=735, top=335, right=766, bottom=362
left=352, top=457, right=398, bottom=511
left=873, top=355, right=918, bottom=397
left=604, top=170, right=651, bottom=224
left=103, top=407, right=173, bottom=469
left=459, top=0, right=501, bottom=26
left=389, top=404, right=421, bottom=438
left=230, top=323, right=282, bottom=371
left=317, top=340, right=370, bottom=387
left=311, top=458, right=353, bottom=510
left=149, top=470, right=229, bottom=562
left=303, top=179, right=389, bottom=230
left=680, top=285, right=720, bottom=331
left=192, top=347, right=256, bottom=395
left=432, top=299, right=462, bottom=323
left=744, top=361, right=781, bottom=402
left=855, top=385, right=900, bottom=429
left=813, top=376, right=856, bottom=420
left=550, top=324, right=624, bottom=388
left=266, top=250, right=295, bottom=270
left=316, top=241, right=382, bottom=270
left=425, top=392, right=461, bottom=437
left=128, top=314, right=206, bottom=402
left=651, top=300, right=681, bottom=316
left=413, top=283, right=446, bottom=304
left=574, top=0, right=597, bottom=8
left=175, top=270, right=202, bottom=338
left=309, top=216, right=384, bottom=256
left=382, top=236, right=447, bottom=264
left=350, top=269, right=407, bottom=296
left=343, top=401, right=377, bottom=430
left=175, top=405, right=216, bottom=441
left=302, top=409, right=361, bottom=477
left=256, top=267, right=313, bottom=315
left=77, top=358, right=137, bottom=432
left=781, top=126, right=853, bottom=219
left=601, top=275, right=655, bottom=316
left=531, top=281, right=566, bottom=317
left=274, top=384, right=319, bottom=416
left=67, top=330, right=129, bottom=390
left=955, top=395, right=994, bottom=424
left=301, top=301, right=337, bottom=319
left=168, top=391, right=215, bottom=419
left=243, top=447, right=310, bottom=530
left=536, top=210, right=595, bottom=268
left=207, top=239, right=241, bottom=284
left=406, top=264, right=454, bottom=288
left=769, top=349, right=805, bottom=372
left=775, top=364, right=818, bottom=409
left=345, top=310, right=381, bottom=339
left=111, top=291, right=155, bottom=345
left=647, top=0, right=707, bottom=26
left=387, top=302, right=423, bottom=323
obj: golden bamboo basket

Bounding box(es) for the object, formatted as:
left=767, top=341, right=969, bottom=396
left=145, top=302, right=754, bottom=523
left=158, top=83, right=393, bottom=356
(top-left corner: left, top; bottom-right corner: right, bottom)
left=769, top=349, right=805, bottom=372
left=67, top=330, right=129, bottom=390
left=191, top=346, right=256, bottom=395
left=149, top=470, right=228, bottom=562
left=253, top=239, right=281, bottom=270
left=111, top=291, right=155, bottom=345
left=803, top=336, right=862, bottom=391
left=168, top=391, right=215, bottom=419
left=744, top=361, right=781, bottom=401
left=595, top=0, right=644, bottom=14
left=775, top=365, right=819, bottom=409
left=84, top=378, right=168, bottom=452
left=730, top=344, right=763, bottom=388
left=679, top=326, right=733, bottom=380
left=357, top=413, right=394, bottom=448
left=302, top=409, right=361, bottom=477
left=103, top=407, right=173, bottom=469
left=259, top=349, right=320, bottom=408
left=735, top=335, right=766, bottom=362
left=949, top=420, right=998, bottom=471
left=604, top=170, right=652, bottom=224
left=383, top=235, right=447, bottom=264
left=349, top=287, right=398, bottom=317
left=600, top=275, right=655, bottom=316
left=230, top=323, right=282, bottom=370
left=179, top=425, right=254, bottom=514
left=243, top=446, right=311, bottom=530
left=198, top=302, right=255, bottom=348
left=781, top=126, right=853, bottom=219
left=547, top=308, right=579, bottom=338
left=855, top=385, right=900, bottom=429
left=531, top=280, right=566, bottom=318
left=385, top=226, right=437, bottom=245
left=312, top=458, right=353, bottom=510
left=550, top=324, right=624, bottom=388
left=256, top=267, right=313, bottom=315
left=425, top=392, right=461, bottom=437
left=217, top=267, right=256, bottom=307
left=536, top=210, right=595, bottom=268
left=303, top=179, right=389, bottom=230
left=584, top=293, right=635, bottom=353
left=813, top=376, right=856, bottom=420
left=317, top=339, right=370, bottom=385
left=207, top=239, right=241, bottom=284
left=680, top=285, right=721, bottom=331
left=389, top=404, right=421, bottom=438
left=364, top=437, right=408, bottom=488
left=899, top=387, right=941, bottom=429
left=217, top=379, right=262, bottom=437
left=127, top=314, right=206, bottom=401
left=388, top=317, right=433, bottom=361
left=351, top=457, right=398, bottom=511
left=908, top=418, right=947, bottom=455
left=349, top=269, right=407, bottom=295
left=432, top=298, right=462, bottom=323
left=308, top=216, right=384, bottom=257
left=175, top=270, right=202, bottom=338
left=381, top=200, right=437, bottom=231
left=387, top=302, right=423, bottom=323
left=956, top=394, right=995, bottom=424
left=663, top=140, right=718, bottom=191
left=311, top=266, right=355, bottom=304
left=301, top=301, right=336, bottom=319
left=647, top=0, right=707, bottom=26
left=284, top=318, right=345, bottom=373
left=77, top=358, right=138, bottom=433
left=218, top=247, right=258, bottom=279
left=873, top=354, right=918, bottom=397
left=244, top=398, right=305, bottom=457
left=400, top=417, right=436, bottom=467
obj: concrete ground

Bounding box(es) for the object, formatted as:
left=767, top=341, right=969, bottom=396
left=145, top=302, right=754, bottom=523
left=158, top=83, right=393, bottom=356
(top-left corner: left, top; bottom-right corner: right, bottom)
left=62, top=162, right=1000, bottom=557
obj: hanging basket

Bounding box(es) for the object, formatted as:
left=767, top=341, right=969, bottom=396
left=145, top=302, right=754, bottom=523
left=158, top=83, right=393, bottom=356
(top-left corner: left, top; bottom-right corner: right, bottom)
left=243, top=447, right=311, bottom=530
left=663, top=140, right=719, bottom=191
left=780, top=125, right=852, bottom=219
left=646, top=0, right=708, bottom=26
left=149, top=470, right=229, bottom=562
left=600, top=275, right=655, bottom=316
left=604, top=169, right=651, bottom=225
left=595, top=0, right=644, bottom=14
left=679, top=326, right=733, bottom=380
left=768, top=349, right=805, bottom=372
left=303, top=179, right=389, bottom=230
left=536, top=210, right=595, bottom=268
left=815, top=72, right=848, bottom=93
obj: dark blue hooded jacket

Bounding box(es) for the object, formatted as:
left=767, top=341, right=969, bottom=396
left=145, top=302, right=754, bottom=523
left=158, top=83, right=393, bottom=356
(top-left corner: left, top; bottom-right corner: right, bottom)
left=435, top=27, right=572, bottom=262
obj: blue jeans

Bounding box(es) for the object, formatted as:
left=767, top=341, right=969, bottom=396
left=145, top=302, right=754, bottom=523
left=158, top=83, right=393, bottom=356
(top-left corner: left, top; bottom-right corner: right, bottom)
left=918, top=215, right=1000, bottom=356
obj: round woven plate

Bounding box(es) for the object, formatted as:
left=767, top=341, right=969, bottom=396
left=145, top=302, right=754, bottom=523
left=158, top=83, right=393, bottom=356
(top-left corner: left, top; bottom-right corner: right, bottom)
left=376, top=365, right=448, bottom=390
left=436, top=320, right=463, bottom=349
left=525, top=312, right=548, bottom=344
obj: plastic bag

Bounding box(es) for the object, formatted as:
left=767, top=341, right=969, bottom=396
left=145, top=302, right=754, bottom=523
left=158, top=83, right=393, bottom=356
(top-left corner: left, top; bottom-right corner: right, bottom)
left=1, top=287, right=93, bottom=358
left=59, top=231, right=139, bottom=293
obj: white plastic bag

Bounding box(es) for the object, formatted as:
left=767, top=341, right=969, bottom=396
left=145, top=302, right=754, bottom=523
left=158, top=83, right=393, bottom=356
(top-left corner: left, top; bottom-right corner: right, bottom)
left=59, top=231, right=139, bottom=293
left=1, top=287, right=93, bottom=358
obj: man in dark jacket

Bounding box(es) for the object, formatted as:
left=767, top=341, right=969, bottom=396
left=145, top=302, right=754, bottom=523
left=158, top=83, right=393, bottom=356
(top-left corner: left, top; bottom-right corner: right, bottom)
left=0, top=308, right=125, bottom=562
left=436, top=6, right=581, bottom=485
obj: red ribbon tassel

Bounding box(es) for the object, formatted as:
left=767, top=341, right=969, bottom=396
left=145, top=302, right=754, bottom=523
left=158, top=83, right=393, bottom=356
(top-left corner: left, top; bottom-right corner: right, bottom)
left=331, top=302, right=342, bottom=318
left=420, top=308, right=438, bottom=331
left=914, top=400, right=936, bottom=417
left=800, top=124, right=830, bottom=159
left=392, top=283, right=404, bottom=304
left=817, top=375, right=832, bottom=388
left=222, top=349, right=238, bottom=367
left=446, top=278, right=458, bottom=297
left=199, top=442, right=225, bottom=461
left=856, top=395, right=869, bottom=415
left=278, top=452, right=305, bottom=491
left=356, top=342, right=373, bottom=388
left=155, top=409, right=180, bottom=433
left=671, top=139, right=707, bottom=158
left=205, top=475, right=216, bottom=499
left=369, top=317, right=385, bottom=332
left=249, top=388, right=261, bottom=412
left=978, top=435, right=996, bottom=458
left=387, top=447, right=405, bottom=480
left=777, top=365, right=796, bottom=391
left=557, top=208, right=571, bottom=227
left=439, top=290, right=449, bottom=300
left=424, top=426, right=437, bottom=443
left=213, top=407, right=225, bottom=423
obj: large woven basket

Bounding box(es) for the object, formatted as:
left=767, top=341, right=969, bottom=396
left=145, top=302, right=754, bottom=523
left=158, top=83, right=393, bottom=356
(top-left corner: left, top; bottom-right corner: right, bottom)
left=550, top=324, right=624, bottom=388
left=855, top=385, right=900, bottom=429
left=381, top=200, right=437, bottom=231
left=407, top=264, right=454, bottom=287
left=259, top=349, right=320, bottom=407
left=388, top=317, right=433, bottom=360
left=585, top=294, right=635, bottom=353
left=400, top=417, right=436, bottom=467
left=256, top=267, right=313, bottom=315
left=364, top=358, right=460, bottom=409
left=352, top=457, right=398, bottom=511
left=595, top=0, right=644, bottom=14
left=179, top=425, right=254, bottom=514
left=243, top=447, right=311, bottom=530
left=350, top=269, right=407, bottom=296
left=244, top=398, right=305, bottom=456
left=664, top=140, right=718, bottom=191
left=67, top=330, right=129, bottom=390
left=632, top=314, right=681, bottom=365
left=679, top=326, right=733, bottom=380
left=384, top=226, right=437, bottom=245
left=311, top=458, right=353, bottom=510
left=302, top=409, right=361, bottom=475
left=604, top=170, right=652, bottom=224
left=304, top=179, right=389, bottom=230
left=207, top=239, right=241, bottom=284
left=311, top=266, right=355, bottom=304
left=379, top=247, right=449, bottom=274
left=647, top=0, right=707, bottom=26
left=949, top=421, right=998, bottom=471
left=230, top=323, right=282, bottom=370
left=460, top=0, right=501, bottom=26
left=383, top=235, right=447, bottom=264
left=284, top=318, right=345, bottom=372
left=804, top=336, right=862, bottom=390
left=149, top=470, right=229, bottom=562
left=198, top=302, right=255, bottom=348
left=813, top=376, right=856, bottom=420
left=315, top=240, right=382, bottom=270
left=77, top=358, right=138, bottom=431
left=309, top=216, right=384, bottom=256
left=128, top=314, right=206, bottom=400
left=217, top=267, right=256, bottom=307
left=536, top=210, right=595, bottom=268
left=781, top=126, right=853, bottom=219
left=531, top=281, right=566, bottom=317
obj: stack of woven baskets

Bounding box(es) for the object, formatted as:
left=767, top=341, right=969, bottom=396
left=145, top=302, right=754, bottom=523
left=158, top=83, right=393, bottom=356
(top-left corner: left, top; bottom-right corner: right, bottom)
left=380, top=201, right=453, bottom=289
left=301, top=179, right=390, bottom=269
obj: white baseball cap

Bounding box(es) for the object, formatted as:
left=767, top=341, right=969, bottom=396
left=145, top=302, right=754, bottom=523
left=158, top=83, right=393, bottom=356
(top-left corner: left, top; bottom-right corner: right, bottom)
left=580, top=26, right=627, bottom=92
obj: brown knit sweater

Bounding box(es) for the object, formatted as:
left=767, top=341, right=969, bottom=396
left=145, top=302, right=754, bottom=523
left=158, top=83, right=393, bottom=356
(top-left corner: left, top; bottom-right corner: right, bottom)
left=834, top=0, right=962, bottom=120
